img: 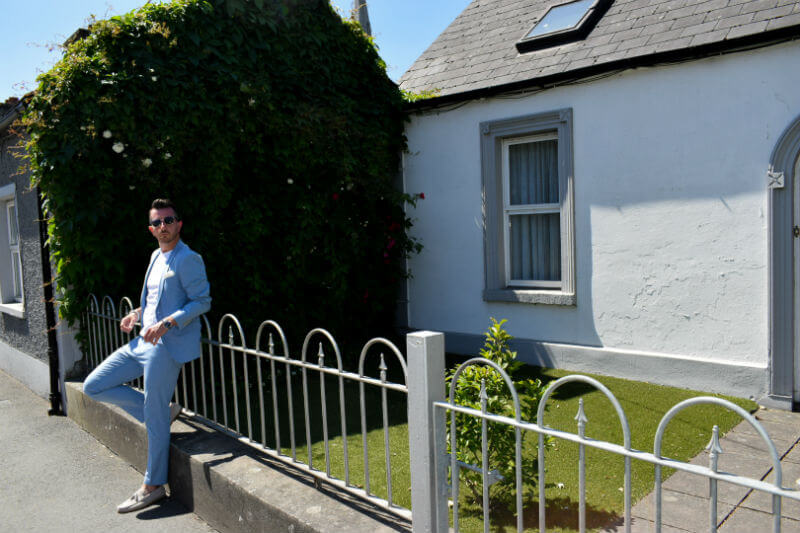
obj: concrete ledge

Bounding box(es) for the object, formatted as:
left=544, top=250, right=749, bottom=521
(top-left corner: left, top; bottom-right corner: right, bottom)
left=66, top=381, right=410, bottom=533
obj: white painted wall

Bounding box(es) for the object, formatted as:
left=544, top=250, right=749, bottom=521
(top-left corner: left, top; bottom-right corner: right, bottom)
left=403, top=41, right=800, bottom=372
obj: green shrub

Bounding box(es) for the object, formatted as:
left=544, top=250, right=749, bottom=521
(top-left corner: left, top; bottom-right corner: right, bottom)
left=24, top=0, right=419, bottom=350
left=446, top=318, right=551, bottom=508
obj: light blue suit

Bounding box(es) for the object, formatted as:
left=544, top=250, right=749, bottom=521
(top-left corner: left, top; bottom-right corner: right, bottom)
left=139, top=240, right=211, bottom=363
left=84, top=240, right=211, bottom=486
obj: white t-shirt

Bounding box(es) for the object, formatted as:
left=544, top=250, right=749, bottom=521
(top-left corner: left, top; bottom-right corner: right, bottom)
left=142, top=249, right=173, bottom=330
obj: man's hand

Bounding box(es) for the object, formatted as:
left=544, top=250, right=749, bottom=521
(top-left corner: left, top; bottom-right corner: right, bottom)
left=120, top=311, right=139, bottom=333
left=143, top=318, right=176, bottom=345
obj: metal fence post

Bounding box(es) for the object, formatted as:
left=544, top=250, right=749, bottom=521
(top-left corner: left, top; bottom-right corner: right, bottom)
left=407, top=331, right=449, bottom=533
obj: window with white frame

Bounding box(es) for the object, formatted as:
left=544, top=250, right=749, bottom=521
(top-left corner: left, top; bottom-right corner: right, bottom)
left=0, top=182, right=25, bottom=316
left=7, top=199, right=22, bottom=302
left=481, top=109, right=575, bottom=305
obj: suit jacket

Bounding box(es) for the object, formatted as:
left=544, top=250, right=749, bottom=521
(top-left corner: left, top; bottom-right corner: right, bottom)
left=139, top=240, right=211, bottom=363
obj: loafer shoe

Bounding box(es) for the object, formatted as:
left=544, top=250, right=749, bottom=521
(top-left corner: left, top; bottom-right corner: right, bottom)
left=169, top=402, right=182, bottom=424
left=117, top=485, right=166, bottom=513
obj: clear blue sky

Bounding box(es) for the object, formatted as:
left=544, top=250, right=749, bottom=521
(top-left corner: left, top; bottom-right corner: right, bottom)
left=0, top=0, right=471, bottom=102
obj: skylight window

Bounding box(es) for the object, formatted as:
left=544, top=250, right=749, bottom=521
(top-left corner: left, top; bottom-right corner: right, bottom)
left=525, top=0, right=595, bottom=38
left=517, top=0, right=613, bottom=53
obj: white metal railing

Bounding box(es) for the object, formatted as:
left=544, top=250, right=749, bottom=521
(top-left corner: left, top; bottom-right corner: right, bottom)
left=82, top=294, right=411, bottom=520
left=82, top=298, right=800, bottom=533
left=434, top=358, right=800, bottom=533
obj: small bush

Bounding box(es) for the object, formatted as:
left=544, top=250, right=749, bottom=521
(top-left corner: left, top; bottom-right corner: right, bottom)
left=446, top=318, right=551, bottom=508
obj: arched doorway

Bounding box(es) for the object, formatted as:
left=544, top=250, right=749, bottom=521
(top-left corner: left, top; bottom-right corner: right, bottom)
left=768, top=114, right=800, bottom=409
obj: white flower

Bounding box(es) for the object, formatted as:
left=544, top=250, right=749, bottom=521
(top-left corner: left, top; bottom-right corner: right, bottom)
left=112, top=142, right=125, bottom=153
left=80, top=126, right=86, bottom=131
left=163, top=152, right=172, bottom=160
left=151, top=76, right=157, bottom=82
left=129, top=185, right=136, bottom=190
left=556, top=483, right=565, bottom=489
left=248, top=98, right=256, bottom=107
left=142, top=158, right=152, bottom=168
left=287, top=178, right=294, bottom=185
left=102, top=130, right=112, bottom=138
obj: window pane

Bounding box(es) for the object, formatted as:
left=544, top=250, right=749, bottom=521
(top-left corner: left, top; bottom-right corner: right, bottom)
left=526, top=0, right=595, bottom=38
left=12, top=251, right=22, bottom=299
left=509, top=213, right=561, bottom=281
left=7, top=202, right=19, bottom=246
left=509, top=139, right=558, bottom=205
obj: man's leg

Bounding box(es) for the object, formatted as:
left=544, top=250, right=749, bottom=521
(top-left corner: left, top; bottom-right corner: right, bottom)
left=141, top=344, right=183, bottom=487
left=84, top=339, right=145, bottom=421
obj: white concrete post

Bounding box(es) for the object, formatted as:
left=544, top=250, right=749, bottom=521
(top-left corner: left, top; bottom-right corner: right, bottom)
left=407, top=331, right=449, bottom=533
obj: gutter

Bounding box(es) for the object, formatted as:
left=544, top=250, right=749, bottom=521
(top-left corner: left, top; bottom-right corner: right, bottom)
left=38, top=187, right=63, bottom=416
left=0, top=101, right=25, bottom=132
left=405, top=24, right=800, bottom=112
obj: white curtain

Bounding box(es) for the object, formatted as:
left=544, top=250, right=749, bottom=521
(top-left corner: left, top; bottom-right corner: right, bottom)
left=508, top=140, right=560, bottom=281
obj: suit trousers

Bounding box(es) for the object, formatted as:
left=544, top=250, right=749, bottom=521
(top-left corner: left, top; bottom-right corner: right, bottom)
left=83, top=336, right=183, bottom=486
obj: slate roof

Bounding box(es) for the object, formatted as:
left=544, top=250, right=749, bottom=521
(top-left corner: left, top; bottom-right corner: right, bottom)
left=0, top=96, right=28, bottom=134
left=399, top=0, right=800, bottom=104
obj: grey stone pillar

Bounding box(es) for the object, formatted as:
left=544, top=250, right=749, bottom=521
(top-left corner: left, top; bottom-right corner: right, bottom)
left=407, top=331, right=448, bottom=533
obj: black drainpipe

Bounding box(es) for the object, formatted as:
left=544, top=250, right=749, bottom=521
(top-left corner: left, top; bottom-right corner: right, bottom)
left=37, top=188, right=63, bottom=416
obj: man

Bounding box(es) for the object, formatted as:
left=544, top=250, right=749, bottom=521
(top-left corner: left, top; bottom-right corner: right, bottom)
left=84, top=198, right=211, bottom=513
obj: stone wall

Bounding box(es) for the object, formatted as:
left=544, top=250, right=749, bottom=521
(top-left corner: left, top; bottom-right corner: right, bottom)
left=0, top=125, right=48, bottom=363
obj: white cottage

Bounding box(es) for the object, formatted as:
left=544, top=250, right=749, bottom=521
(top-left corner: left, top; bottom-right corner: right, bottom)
left=398, top=0, right=800, bottom=407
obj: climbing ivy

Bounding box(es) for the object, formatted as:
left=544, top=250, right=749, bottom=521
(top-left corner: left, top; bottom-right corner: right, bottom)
left=25, top=0, right=419, bottom=348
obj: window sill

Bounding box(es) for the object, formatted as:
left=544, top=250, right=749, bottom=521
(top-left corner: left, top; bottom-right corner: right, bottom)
left=483, top=289, right=576, bottom=306
left=0, top=302, right=25, bottom=319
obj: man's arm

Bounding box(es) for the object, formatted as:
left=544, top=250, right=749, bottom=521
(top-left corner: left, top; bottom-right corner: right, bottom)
left=167, top=253, right=211, bottom=329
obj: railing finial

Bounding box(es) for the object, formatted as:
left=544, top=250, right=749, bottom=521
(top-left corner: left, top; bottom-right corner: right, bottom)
left=379, top=353, right=387, bottom=382
left=575, top=398, right=588, bottom=434
left=706, top=425, right=723, bottom=468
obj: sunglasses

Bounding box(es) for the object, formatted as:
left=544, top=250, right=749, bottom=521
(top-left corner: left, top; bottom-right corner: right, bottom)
left=149, top=216, right=180, bottom=228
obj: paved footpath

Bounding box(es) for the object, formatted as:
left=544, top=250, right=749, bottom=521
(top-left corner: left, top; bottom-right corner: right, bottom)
left=0, top=369, right=218, bottom=533
left=607, top=407, right=800, bottom=532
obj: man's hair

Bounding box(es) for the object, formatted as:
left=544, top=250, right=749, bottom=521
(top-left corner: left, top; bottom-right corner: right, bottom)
left=150, top=198, right=179, bottom=219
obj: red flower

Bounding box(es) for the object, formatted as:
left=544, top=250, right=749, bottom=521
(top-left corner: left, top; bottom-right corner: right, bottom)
left=419, top=192, right=425, bottom=199
left=332, top=193, right=339, bottom=201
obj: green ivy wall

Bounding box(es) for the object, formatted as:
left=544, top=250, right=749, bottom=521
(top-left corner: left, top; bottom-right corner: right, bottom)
left=25, top=0, right=417, bottom=351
